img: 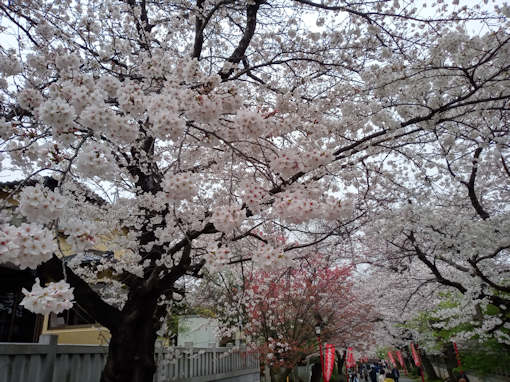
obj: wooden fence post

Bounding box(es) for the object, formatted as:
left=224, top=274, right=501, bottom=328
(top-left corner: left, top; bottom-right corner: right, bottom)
left=38, top=334, right=58, bottom=382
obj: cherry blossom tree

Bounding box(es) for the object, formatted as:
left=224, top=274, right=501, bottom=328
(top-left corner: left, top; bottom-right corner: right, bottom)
left=210, top=258, right=374, bottom=381
left=1, top=1, right=509, bottom=381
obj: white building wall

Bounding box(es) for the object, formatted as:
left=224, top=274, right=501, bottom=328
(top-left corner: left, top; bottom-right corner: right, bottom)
left=177, top=316, right=219, bottom=347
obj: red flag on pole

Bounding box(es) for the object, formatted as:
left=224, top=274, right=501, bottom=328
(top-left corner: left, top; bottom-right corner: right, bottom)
left=410, top=343, right=421, bottom=367
left=323, top=344, right=336, bottom=382
left=387, top=351, right=397, bottom=367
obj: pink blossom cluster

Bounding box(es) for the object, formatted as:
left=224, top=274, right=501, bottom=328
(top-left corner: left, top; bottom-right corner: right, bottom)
left=0, top=223, right=56, bottom=269
left=80, top=106, right=123, bottom=135
left=270, top=151, right=301, bottom=179
left=20, top=278, right=74, bottom=315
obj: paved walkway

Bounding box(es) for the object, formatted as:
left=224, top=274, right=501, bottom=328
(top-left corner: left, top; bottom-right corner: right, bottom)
left=399, top=377, right=417, bottom=382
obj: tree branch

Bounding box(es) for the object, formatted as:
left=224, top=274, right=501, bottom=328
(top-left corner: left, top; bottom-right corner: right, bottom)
left=220, top=1, right=264, bottom=81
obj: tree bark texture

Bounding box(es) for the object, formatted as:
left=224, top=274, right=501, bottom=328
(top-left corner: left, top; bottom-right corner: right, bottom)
left=420, top=349, right=440, bottom=381
left=270, top=366, right=293, bottom=382
left=442, top=343, right=460, bottom=382
left=100, top=289, right=160, bottom=382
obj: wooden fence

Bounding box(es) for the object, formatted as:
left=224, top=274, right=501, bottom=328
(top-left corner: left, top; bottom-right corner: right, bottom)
left=0, top=335, right=260, bottom=382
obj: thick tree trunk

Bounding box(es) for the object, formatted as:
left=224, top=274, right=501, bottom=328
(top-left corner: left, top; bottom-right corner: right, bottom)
left=100, top=292, right=160, bottom=382
left=337, top=350, right=346, bottom=375
left=442, top=343, right=459, bottom=382
left=270, top=366, right=292, bottom=382
left=420, top=349, right=440, bottom=381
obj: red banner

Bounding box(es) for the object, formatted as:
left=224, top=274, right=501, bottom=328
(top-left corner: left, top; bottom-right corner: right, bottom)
left=346, top=347, right=356, bottom=368
left=396, top=351, right=405, bottom=368
left=387, top=351, right=397, bottom=367
left=453, top=342, right=462, bottom=372
left=395, top=350, right=408, bottom=375
left=323, top=344, right=336, bottom=382
left=410, top=343, right=421, bottom=367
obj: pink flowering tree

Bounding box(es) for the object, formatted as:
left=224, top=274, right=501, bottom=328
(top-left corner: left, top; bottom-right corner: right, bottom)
left=218, top=259, right=374, bottom=382
left=1, top=1, right=509, bottom=381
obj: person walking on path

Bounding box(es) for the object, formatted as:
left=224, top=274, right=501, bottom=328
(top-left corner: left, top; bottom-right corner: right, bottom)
left=377, top=369, right=385, bottom=382
left=369, top=367, right=378, bottom=382
left=391, top=367, right=400, bottom=382
left=363, top=366, right=369, bottom=382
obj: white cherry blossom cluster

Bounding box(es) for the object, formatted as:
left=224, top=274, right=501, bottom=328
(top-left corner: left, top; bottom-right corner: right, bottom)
left=0, top=53, right=21, bottom=76
left=113, top=251, right=146, bottom=278
left=300, top=149, right=334, bottom=172
left=220, top=93, right=243, bottom=114
left=38, top=98, right=76, bottom=131
left=79, top=105, right=137, bottom=144
left=163, top=172, right=197, bottom=201
left=0, top=223, right=56, bottom=269
left=270, top=150, right=301, bottom=179
left=322, top=197, right=344, bottom=221
left=75, top=143, right=116, bottom=179
left=55, top=53, right=82, bottom=71
left=56, top=79, right=97, bottom=114
left=99, top=76, right=120, bottom=98
left=17, top=88, right=43, bottom=111
left=240, top=180, right=267, bottom=211
left=273, top=189, right=344, bottom=224
left=186, top=95, right=222, bottom=124
left=273, top=189, right=322, bottom=224
left=0, top=118, right=11, bottom=140
left=234, top=110, right=266, bottom=138
left=151, top=110, right=185, bottom=141
left=211, top=205, right=245, bottom=233
left=18, top=185, right=66, bottom=224
left=79, top=105, right=112, bottom=132
left=117, top=81, right=145, bottom=116
left=251, top=244, right=288, bottom=270
left=61, top=217, right=97, bottom=252
left=82, top=105, right=138, bottom=144
left=205, top=244, right=232, bottom=271
left=20, top=278, right=74, bottom=315
left=270, top=148, right=333, bottom=178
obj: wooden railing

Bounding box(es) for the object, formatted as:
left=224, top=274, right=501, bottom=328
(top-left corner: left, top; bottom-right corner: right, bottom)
left=0, top=335, right=259, bottom=382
